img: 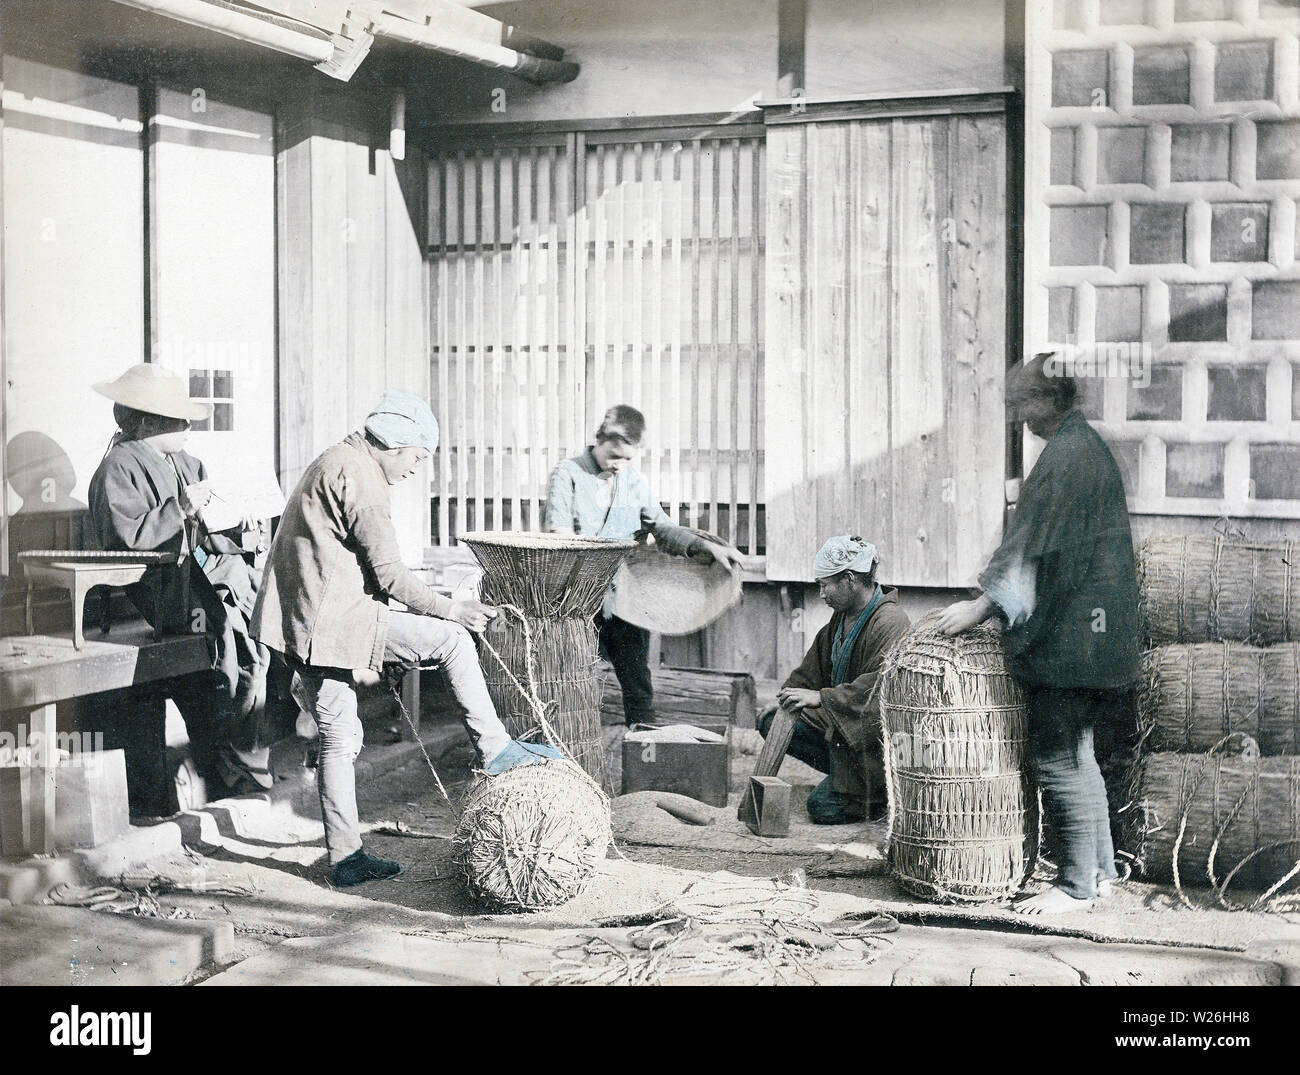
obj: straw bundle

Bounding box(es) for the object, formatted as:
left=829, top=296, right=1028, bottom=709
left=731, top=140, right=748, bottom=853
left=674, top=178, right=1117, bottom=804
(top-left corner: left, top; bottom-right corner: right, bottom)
left=880, top=623, right=1038, bottom=903
left=1138, top=536, right=1300, bottom=646
left=1134, top=752, right=1300, bottom=894
left=455, top=759, right=612, bottom=912
left=481, top=613, right=606, bottom=780
left=460, top=531, right=636, bottom=618
left=1140, top=643, right=1300, bottom=756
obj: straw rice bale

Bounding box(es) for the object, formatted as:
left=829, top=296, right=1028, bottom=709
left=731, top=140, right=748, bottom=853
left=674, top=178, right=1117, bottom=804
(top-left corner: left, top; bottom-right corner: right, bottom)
left=880, top=623, right=1038, bottom=904
left=1140, top=643, right=1300, bottom=756
left=1138, top=536, right=1300, bottom=646
left=455, top=758, right=612, bottom=912
left=1134, top=752, right=1300, bottom=893
left=481, top=612, right=606, bottom=781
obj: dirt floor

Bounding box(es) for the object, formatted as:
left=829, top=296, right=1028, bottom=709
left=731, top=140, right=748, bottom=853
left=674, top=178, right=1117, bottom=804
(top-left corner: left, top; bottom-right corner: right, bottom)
left=7, top=715, right=1297, bottom=987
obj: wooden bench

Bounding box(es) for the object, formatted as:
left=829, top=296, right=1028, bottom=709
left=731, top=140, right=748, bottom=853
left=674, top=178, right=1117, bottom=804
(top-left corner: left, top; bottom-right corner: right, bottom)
left=18, top=549, right=183, bottom=650
left=0, top=623, right=210, bottom=853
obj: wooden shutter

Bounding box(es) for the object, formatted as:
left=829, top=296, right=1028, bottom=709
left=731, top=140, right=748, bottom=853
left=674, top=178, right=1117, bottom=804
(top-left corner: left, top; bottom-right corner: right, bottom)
left=762, top=95, right=1008, bottom=585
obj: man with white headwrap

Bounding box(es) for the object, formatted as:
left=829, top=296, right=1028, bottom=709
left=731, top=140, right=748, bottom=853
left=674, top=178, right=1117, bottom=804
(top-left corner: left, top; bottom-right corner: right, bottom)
left=756, top=535, right=910, bottom=823
left=252, top=390, right=560, bottom=888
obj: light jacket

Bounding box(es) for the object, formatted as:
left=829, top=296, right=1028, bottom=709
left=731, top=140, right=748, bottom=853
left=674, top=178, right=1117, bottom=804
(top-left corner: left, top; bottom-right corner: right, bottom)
left=545, top=447, right=704, bottom=617
left=251, top=432, right=452, bottom=671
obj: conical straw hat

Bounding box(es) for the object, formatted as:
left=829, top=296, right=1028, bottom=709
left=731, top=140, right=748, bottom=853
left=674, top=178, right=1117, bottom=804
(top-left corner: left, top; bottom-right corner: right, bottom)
left=92, top=363, right=213, bottom=422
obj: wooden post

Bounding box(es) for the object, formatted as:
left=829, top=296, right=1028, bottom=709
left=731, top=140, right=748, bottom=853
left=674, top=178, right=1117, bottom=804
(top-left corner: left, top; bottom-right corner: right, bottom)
left=400, top=669, right=421, bottom=742
left=31, top=703, right=58, bottom=854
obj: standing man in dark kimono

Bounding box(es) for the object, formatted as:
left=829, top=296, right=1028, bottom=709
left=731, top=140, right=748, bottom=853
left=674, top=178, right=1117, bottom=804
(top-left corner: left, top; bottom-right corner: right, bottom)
left=937, top=353, right=1141, bottom=913
left=757, top=535, right=911, bottom=823
left=88, top=363, right=273, bottom=805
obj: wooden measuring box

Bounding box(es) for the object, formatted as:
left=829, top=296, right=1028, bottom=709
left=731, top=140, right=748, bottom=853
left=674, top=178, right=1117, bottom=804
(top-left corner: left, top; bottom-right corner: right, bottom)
left=621, top=727, right=730, bottom=807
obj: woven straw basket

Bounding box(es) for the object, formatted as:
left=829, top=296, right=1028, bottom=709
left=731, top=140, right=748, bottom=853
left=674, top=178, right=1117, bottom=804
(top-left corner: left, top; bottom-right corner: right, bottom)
left=460, top=531, right=635, bottom=619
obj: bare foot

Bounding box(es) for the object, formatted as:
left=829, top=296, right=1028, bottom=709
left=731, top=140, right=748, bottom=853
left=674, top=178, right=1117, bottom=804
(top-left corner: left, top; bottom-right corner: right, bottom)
left=1013, top=885, right=1095, bottom=915
left=1097, top=877, right=1115, bottom=899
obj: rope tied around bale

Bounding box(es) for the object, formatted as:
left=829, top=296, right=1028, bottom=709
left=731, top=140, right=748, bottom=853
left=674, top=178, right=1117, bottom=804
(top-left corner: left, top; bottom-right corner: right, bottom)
left=1159, top=735, right=1300, bottom=913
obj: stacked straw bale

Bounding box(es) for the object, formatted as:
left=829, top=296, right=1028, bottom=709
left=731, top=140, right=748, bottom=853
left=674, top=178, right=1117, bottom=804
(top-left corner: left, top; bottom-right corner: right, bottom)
left=1140, top=643, right=1300, bottom=756
left=1134, top=753, right=1300, bottom=891
left=1134, top=536, right=1300, bottom=899
left=880, top=623, right=1038, bottom=904
left=481, top=613, right=606, bottom=778
left=1138, top=536, right=1300, bottom=646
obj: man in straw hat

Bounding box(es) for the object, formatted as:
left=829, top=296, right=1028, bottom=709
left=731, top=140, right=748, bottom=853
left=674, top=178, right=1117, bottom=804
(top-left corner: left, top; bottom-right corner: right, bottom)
left=756, top=535, right=910, bottom=823
left=252, top=390, right=561, bottom=888
left=88, top=363, right=276, bottom=806
left=936, top=353, right=1140, bottom=914
left=545, top=404, right=745, bottom=726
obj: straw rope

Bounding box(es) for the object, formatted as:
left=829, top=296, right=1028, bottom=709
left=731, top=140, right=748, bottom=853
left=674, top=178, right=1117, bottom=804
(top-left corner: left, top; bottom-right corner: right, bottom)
left=1134, top=743, right=1300, bottom=911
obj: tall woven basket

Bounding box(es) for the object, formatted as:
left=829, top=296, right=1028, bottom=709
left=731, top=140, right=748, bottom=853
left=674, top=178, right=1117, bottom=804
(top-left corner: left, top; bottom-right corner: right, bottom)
left=880, top=623, right=1039, bottom=903
left=461, top=532, right=636, bottom=783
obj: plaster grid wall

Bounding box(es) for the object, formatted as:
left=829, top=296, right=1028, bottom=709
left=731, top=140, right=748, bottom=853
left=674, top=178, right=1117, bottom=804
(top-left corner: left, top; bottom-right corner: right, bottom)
left=1025, top=0, right=1300, bottom=519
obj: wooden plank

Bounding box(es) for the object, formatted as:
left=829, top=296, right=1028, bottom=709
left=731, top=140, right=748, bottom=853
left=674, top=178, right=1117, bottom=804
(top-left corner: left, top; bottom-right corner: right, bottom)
left=688, top=139, right=703, bottom=530
left=509, top=149, right=525, bottom=535
left=669, top=141, right=685, bottom=527
left=729, top=138, right=742, bottom=546
left=472, top=151, right=487, bottom=534
left=568, top=133, right=587, bottom=463
left=601, top=666, right=757, bottom=729
left=612, top=143, right=628, bottom=408
left=762, top=124, right=810, bottom=580
left=0, top=627, right=211, bottom=711
left=749, top=139, right=763, bottom=555
left=435, top=156, right=452, bottom=546
left=456, top=151, right=471, bottom=538
left=311, top=122, right=352, bottom=463
left=493, top=152, right=506, bottom=532
left=592, top=143, right=609, bottom=440
left=947, top=114, right=1007, bottom=587
left=891, top=118, right=946, bottom=585
left=546, top=144, right=560, bottom=516
left=630, top=142, right=645, bottom=464
left=648, top=141, right=664, bottom=504
left=346, top=128, right=386, bottom=441
left=708, top=139, right=722, bottom=534
left=276, top=104, right=314, bottom=495
left=850, top=120, right=894, bottom=566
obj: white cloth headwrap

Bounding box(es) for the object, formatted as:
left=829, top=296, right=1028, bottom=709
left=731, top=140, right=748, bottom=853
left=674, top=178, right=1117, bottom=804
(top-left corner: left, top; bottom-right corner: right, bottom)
left=812, top=535, right=878, bottom=580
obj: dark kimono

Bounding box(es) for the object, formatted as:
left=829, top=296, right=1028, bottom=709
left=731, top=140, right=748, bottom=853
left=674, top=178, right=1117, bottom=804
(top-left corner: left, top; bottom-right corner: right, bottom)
left=981, top=409, right=1141, bottom=689
left=88, top=439, right=271, bottom=778
left=781, top=587, right=911, bottom=798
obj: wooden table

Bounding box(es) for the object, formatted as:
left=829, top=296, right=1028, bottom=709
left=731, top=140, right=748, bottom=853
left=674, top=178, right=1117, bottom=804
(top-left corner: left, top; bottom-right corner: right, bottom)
left=19, top=550, right=178, bottom=650
left=0, top=624, right=209, bottom=854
